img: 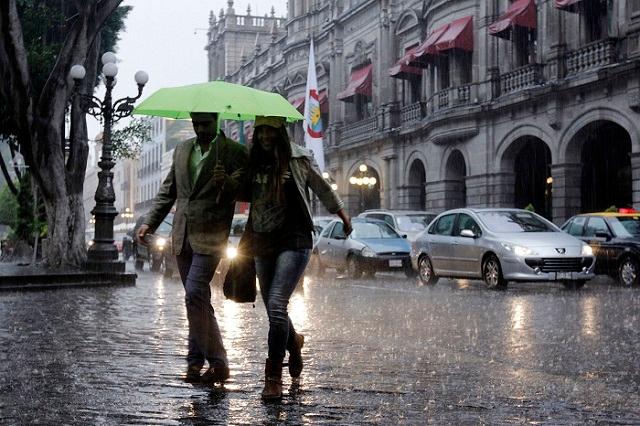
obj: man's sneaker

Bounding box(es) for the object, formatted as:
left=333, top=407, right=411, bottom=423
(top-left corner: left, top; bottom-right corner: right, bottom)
left=184, top=365, right=202, bottom=383
left=200, top=366, right=230, bottom=385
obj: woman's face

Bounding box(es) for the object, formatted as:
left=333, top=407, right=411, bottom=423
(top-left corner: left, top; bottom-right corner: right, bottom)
left=256, top=126, right=279, bottom=152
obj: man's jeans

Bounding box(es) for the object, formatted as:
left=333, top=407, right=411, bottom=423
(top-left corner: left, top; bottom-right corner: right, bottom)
left=255, top=249, right=310, bottom=361
left=176, top=238, right=227, bottom=369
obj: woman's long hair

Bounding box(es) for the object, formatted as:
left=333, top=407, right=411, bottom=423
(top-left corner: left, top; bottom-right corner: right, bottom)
left=249, top=125, right=292, bottom=202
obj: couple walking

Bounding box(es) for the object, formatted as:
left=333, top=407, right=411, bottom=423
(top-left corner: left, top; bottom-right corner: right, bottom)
left=137, top=112, right=352, bottom=401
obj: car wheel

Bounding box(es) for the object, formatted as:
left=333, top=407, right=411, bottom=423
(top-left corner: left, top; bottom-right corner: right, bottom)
left=347, top=256, right=362, bottom=279
left=562, top=280, right=586, bottom=290
left=618, top=257, right=640, bottom=287
left=418, top=255, right=438, bottom=285
left=483, top=255, right=507, bottom=290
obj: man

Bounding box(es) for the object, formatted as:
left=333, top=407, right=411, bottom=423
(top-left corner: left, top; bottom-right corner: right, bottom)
left=137, top=112, right=247, bottom=385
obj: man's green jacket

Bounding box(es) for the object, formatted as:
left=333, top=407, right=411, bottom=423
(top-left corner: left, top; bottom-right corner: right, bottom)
left=144, top=132, right=248, bottom=256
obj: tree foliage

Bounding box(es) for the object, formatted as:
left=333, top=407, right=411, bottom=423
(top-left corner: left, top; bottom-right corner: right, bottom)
left=111, top=117, right=152, bottom=160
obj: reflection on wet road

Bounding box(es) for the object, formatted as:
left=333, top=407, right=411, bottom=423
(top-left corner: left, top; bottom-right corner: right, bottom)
left=1, top=268, right=639, bottom=424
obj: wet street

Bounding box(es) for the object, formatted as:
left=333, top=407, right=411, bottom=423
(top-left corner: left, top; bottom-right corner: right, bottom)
left=1, top=266, right=639, bottom=425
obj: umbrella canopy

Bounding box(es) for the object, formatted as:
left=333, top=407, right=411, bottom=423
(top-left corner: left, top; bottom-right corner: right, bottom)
left=133, top=81, right=303, bottom=122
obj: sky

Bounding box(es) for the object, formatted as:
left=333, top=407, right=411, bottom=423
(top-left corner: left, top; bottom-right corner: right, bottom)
left=88, top=0, right=288, bottom=139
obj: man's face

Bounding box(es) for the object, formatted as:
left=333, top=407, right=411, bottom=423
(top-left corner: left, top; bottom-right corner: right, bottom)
left=190, top=113, right=218, bottom=142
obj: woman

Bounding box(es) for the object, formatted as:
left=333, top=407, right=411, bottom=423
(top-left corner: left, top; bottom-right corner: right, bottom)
left=246, top=115, right=352, bottom=400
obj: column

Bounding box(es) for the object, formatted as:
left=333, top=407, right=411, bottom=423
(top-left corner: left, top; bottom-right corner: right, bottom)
left=631, top=153, right=640, bottom=210
left=551, top=163, right=582, bottom=225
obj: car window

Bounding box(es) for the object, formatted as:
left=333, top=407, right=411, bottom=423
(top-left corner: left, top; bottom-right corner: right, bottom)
left=433, top=214, right=456, bottom=236
left=565, top=216, right=586, bottom=237
left=456, top=214, right=481, bottom=236
left=396, top=215, right=429, bottom=232
left=320, top=223, right=334, bottom=238
left=584, top=217, right=610, bottom=237
left=609, top=216, right=640, bottom=238
left=330, top=222, right=346, bottom=239
left=352, top=222, right=400, bottom=239
left=476, top=211, right=556, bottom=233
left=156, top=213, right=174, bottom=233
left=367, top=213, right=394, bottom=228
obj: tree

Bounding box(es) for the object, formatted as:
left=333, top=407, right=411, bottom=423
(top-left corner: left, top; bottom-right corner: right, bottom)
left=0, top=0, right=129, bottom=267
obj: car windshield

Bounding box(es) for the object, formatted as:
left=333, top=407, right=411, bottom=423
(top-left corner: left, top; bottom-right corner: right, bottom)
left=396, top=215, right=432, bottom=232
left=352, top=222, right=400, bottom=239
left=609, top=216, right=640, bottom=238
left=156, top=213, right=174, bottom=233
left=477, top=211, right=556, bottom=233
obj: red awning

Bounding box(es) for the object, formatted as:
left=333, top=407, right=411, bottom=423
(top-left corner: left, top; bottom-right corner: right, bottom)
left=555, top=0, right=583, bottom=12
left=337, top=64, right=372, bottom=102
left=389, top=45, right=423, bottom=79
left=289, top=96, right=305, bottom=113
left=406, top=23, right=450, bottom=68
left=489, top=0, right=537, bottom=39
left=435, top=16, right=473, bottom=52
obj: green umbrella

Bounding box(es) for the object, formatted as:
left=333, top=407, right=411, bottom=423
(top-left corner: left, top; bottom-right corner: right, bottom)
left=133, top=80, right=303, bottom=122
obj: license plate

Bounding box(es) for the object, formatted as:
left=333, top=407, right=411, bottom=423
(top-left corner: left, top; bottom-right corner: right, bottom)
left=389, top=259, right=403, bottom=268
left=556, top=272, right=573, bottom=280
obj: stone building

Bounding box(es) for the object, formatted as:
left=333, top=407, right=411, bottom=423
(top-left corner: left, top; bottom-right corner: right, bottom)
left=206, top=0, right=640, bottom=223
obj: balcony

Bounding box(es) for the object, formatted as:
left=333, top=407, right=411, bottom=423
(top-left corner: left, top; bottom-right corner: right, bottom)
left=500, top=63, right=545, bottom=95
left=340, top=116, right=379, bottom=145
left=428, top=84, right=474, bottom=114
left=565, top=38, right=618, bottom=76
left=400, top=102, right=424, bottom=126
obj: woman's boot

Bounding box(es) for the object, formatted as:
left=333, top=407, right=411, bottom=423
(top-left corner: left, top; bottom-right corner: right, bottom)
left=287, top=333, right=305, bottom=378
left=261, top=358, right=283, bottom=401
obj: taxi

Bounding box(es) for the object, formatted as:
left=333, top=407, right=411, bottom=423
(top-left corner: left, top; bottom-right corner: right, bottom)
left=562, top=208, right=640, bottom=286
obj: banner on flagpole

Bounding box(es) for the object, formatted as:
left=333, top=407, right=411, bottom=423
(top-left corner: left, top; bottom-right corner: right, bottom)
left=303, top=39, right=325, bottom=172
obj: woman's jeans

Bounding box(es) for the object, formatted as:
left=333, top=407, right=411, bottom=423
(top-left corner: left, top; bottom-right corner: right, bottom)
left=176, top=237, right=228, bottom=369
left=254, top=249, right=310, bottom=361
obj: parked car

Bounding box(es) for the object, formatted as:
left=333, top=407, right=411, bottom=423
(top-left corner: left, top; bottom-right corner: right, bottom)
left=562, top=210, right=640, bottom=286
left=358, top=209, right=438, bottom=242
left=411, top=208, right=595, bottom=289
left=313, top=217, right=413, bottom=278
left=313, top=215, right=335, bottom=234
left=133, top=213, right=177, bottom=277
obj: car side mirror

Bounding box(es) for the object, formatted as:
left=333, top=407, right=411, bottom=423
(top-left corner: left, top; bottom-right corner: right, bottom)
left=595, top=231, right=611, bottom=241
left=334, top=234, right=347, bottom=240
left=402, top=234, right=407, bottom=239
left=460, top=229, right=476, bottom=238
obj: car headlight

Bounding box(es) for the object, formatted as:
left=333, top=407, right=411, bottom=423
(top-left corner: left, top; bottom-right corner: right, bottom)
left=226, top=246, right=238, bottom=259
left=361, top=247, right=376, bottom=258
left=155, top=237, right=167, bottom=249
left=501, top=242, right=536, bottom=257
left=581, top=244, right=593, bottom=256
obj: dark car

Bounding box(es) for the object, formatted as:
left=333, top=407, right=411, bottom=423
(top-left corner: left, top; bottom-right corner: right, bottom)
left=133, top=213, right=176, bottom=277
left=562, top=211, right=640, bottom=287
left=313, top=218, right=413, bottom=278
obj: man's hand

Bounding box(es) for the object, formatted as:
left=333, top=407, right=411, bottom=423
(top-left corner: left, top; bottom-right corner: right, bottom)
left=213, top=163, right=226, bottom=187
left=137, top=224, right=150, bottom=246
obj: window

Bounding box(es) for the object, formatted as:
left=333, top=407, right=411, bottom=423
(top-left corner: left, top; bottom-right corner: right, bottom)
left=433, top=214, right=456, bottom=236
left=583, top=0, right=610, bottom=43
left=321, top=223, right=335, bottom=238
left=512, top=27, right=536, bottom=67
left=352, top=222, right=399, bottom=239
left=367, top=213, right=394, bottom=228
left=354, top=94, right=372, bottom=120
left=565, top=216, right=586, bottom=237
left=477, top=211, right=556, bottom=233
left=584, top=217, right=610, bottom=237
left=330, top=222, right=346, bottom=239
left=456, top=214, right=481, bottom=236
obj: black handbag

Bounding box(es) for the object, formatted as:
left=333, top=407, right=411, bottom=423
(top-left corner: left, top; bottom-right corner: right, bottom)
left=223, top=229, right=257, bottom=303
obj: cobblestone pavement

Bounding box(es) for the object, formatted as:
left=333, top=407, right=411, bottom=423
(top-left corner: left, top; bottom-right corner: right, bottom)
left=1, top=265, right=639, bottom=425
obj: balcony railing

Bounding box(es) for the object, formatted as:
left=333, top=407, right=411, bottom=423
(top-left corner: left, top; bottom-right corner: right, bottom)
left=565, top=38, right=618, bottom=76
left=500, top=63, right=545, bottom=94
left=428, top=84, right=474, bottom=114
left=400, top=102, right=424, bottom=125
left=340, top=116, right=379, bottom=145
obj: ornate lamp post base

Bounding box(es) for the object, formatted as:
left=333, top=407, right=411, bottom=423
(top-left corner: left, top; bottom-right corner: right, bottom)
left=85, top=259, right=126, bottom=273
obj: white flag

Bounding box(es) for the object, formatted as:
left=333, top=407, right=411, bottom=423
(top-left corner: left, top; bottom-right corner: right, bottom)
left=303, top=39, right=324, bottom=171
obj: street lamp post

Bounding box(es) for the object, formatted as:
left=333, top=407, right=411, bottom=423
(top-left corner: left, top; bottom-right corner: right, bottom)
left=69, top=52, right=148, bottom=272
left=349, top=164, right=377, bottom=214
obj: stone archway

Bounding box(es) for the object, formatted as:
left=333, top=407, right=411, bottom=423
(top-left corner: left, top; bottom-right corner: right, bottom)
left=444, top=150, right=466, bottom=209
left=501, top=136, right=552, bottom=218
left=576, top=121, right=632, bottom=212
left=407, top=159, right=426, bottom=210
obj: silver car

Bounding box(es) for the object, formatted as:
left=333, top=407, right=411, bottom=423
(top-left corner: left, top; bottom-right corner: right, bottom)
left=410, top=208, right=596, bottom=289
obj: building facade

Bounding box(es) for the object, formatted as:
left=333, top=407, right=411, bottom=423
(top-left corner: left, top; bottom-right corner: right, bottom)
left=206, top=0, right=640, bottom=223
